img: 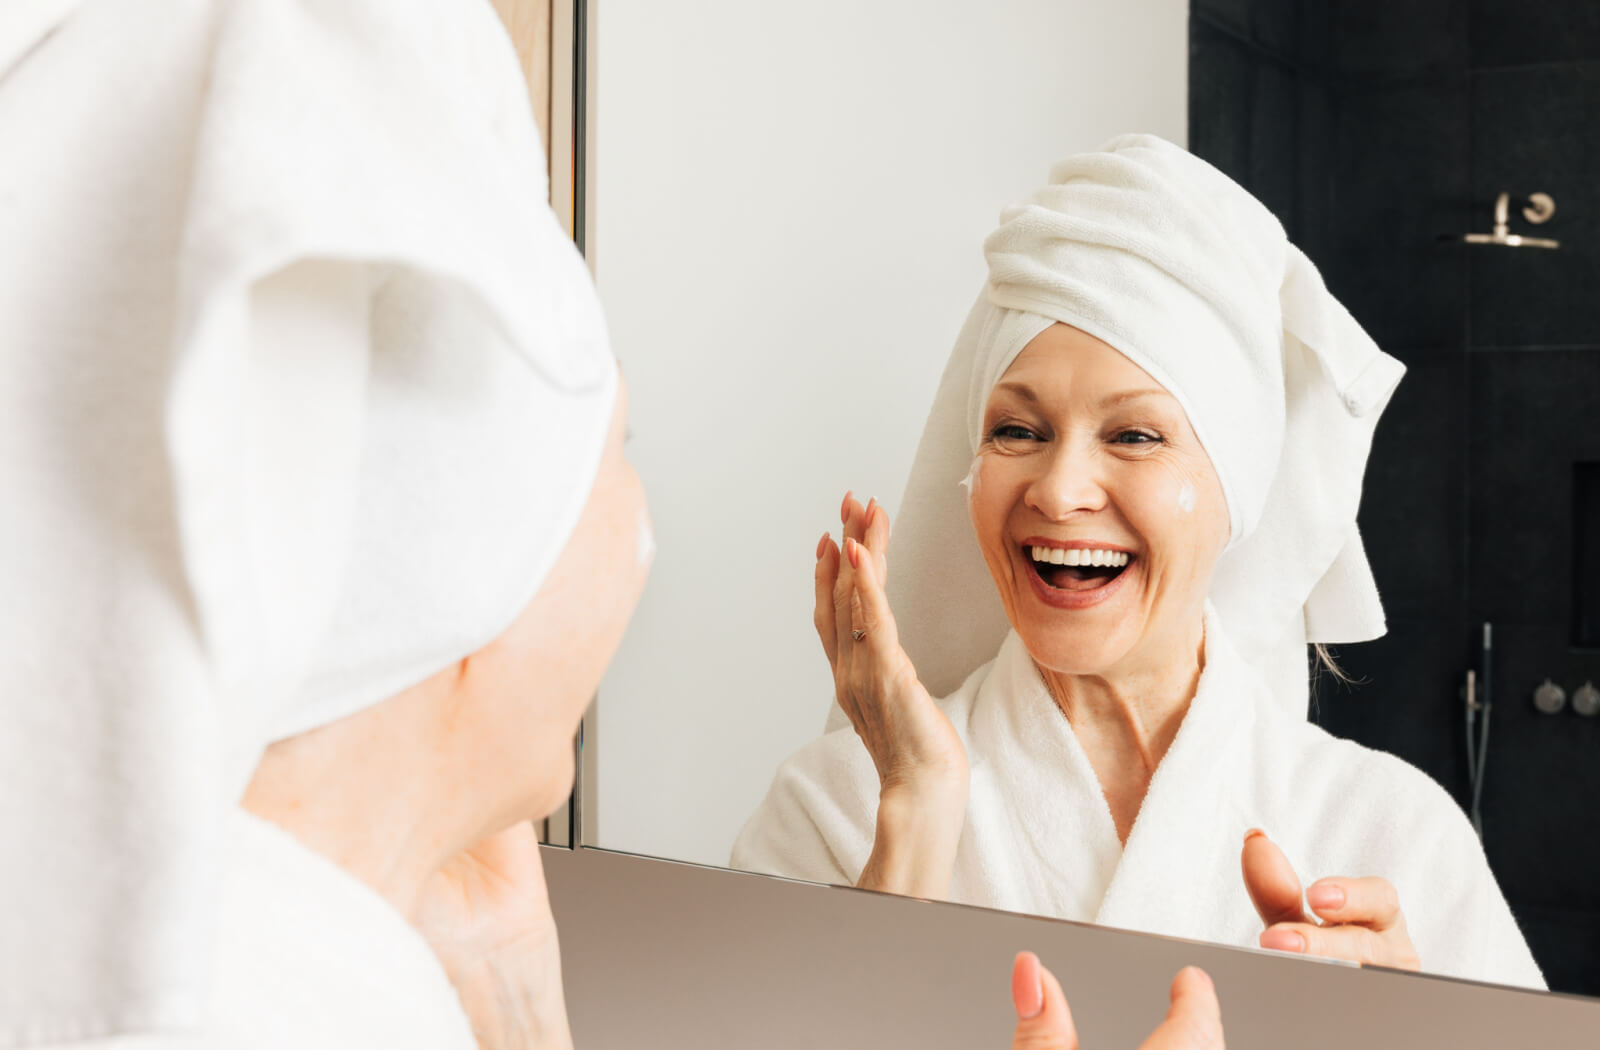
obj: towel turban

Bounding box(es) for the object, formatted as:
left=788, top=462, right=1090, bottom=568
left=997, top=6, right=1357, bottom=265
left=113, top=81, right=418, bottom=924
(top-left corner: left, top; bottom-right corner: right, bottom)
left=829, top=133, right=1404, bottom=730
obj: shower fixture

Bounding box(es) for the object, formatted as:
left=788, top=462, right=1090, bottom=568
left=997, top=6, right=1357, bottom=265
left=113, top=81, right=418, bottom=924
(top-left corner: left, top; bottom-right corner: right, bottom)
left=1446, top=191, right=1560, bottom=249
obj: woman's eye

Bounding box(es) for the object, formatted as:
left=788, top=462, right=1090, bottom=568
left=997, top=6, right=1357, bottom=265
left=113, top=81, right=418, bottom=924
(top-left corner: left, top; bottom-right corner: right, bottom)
left=1112, top=429, right=1161, bottom=445
left=990, top=424, right=1041, bottom=442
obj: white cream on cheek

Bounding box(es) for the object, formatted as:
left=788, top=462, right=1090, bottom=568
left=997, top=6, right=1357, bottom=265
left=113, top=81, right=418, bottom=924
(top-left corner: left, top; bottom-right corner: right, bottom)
left=958, top=455, right=984, bottom=500
left=1176, top=481, right=1196, bottom=514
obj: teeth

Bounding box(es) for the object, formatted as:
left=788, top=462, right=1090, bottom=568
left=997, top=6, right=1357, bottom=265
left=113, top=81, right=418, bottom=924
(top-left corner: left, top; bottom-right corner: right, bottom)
left=1030, top=546, right=1131, bottom=567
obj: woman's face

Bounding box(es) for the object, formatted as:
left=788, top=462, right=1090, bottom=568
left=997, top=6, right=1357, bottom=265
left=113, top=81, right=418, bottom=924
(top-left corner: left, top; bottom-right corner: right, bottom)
left=468, top=375, right=652, bottom=821
left=970, top=324, right=1228, bottom=679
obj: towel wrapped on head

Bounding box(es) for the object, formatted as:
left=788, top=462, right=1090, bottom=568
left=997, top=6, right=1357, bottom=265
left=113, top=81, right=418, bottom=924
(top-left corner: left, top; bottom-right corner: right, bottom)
left=836, top=133, right=1404, bottom=725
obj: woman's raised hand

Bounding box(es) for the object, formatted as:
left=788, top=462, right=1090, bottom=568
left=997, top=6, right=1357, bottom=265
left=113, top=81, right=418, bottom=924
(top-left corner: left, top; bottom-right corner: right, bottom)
left=1240, top=829, right=1421, bottom=972
left=1010, top=953, right=1225, bottom=1050
left=815, top=493, right=969, bottom=898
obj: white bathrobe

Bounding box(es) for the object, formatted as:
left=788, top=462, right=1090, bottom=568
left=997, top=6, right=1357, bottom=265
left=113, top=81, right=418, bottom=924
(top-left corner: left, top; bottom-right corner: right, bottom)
left=47, top=810, right=478, bottom=1050
left=732, top=610, right=1545, bottom=991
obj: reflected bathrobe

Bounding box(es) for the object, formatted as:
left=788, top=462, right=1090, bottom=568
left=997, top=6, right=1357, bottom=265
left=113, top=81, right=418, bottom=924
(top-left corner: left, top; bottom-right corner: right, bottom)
left=731, top=612, right=1545, bottom=990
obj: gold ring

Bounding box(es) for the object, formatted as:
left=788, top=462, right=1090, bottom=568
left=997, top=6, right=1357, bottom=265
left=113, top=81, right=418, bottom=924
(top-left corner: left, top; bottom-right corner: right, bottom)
left=851, top=629, right=867, bottom=642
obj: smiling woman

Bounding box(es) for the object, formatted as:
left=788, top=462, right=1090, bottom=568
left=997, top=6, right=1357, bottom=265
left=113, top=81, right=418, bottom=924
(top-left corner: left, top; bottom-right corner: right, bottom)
left=971, top=326, right=1229, bottom=698
left=729, top=134, right=1546, bottom=991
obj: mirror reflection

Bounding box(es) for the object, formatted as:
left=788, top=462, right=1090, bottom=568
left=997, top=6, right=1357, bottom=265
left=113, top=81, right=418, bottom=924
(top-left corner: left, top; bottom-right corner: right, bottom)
left=592, top=0, right=1598, bottom=997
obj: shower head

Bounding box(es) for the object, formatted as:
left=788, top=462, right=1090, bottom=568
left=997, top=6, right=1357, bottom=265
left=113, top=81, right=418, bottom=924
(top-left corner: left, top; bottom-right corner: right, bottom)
left=1443, top=191, right=1560, bottom=249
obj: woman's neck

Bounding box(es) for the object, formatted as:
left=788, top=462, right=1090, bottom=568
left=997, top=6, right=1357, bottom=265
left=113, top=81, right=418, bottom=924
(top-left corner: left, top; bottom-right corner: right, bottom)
left=239, top=667, right=497, bottom=920
left=1035, top=615, right=1207, bottom=842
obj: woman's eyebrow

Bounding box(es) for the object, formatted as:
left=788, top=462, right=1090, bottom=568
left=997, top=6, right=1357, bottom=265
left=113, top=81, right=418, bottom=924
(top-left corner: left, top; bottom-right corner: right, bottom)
left=990, top=381, right=1168, bottom=409
left=1096, top=388, right=1168, bottom=409
left=991, top=380, right=1040, bottom=404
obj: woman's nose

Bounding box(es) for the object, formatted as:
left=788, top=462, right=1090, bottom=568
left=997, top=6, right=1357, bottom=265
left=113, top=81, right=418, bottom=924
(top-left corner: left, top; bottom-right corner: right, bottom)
left=1023, top=443, right=1107, bottom=521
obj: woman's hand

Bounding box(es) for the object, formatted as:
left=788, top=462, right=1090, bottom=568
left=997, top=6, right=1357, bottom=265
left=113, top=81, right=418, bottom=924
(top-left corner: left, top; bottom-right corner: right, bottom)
left=1240, top=829, right=1420, bottom=971
left=1011, top=953, right=1224, bottom=1049
left=815, top=492, right=969, bottom=898
left=413, top=821, right=573, bottom=1050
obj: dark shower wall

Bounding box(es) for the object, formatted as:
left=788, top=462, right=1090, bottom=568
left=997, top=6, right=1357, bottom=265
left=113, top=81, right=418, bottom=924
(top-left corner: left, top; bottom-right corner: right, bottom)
left=1190, top=0, right=1600, bottom=995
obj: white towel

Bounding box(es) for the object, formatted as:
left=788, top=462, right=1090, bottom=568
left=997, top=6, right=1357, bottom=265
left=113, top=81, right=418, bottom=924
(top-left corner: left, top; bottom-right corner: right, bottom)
left=831, top=134, right=1404, bottom=730
left=0, top=1, right=614, bottom=1043
left=738, top=608, right=1545, bottom=991
left=43, top=810, right=480, bottom=1050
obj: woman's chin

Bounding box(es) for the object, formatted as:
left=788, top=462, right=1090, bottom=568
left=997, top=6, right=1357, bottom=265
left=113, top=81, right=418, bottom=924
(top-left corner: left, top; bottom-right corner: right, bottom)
left=1016, top=629, right=1134, bottom=679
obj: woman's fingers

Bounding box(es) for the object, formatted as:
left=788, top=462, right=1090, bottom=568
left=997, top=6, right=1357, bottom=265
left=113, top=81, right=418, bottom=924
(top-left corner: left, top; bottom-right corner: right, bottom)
left=863, top=500, right=891, bottom=583
left=845, top=536, right=902, bottom=657
left=1305, top=877, right=1404, bottom=932
left=1138, top=967, right=1225, bottom=1050
left=1259, top=920, right=1419, bottom=970
left=1010, top=952, right=1077, bottom=1050
left=813, top=533, right=840, bottom=667
left=841, top=491, right=867, bottom=548
left=1240, top=830, right=1307, bottom=928
left=832, top=513, right=860, bottom=659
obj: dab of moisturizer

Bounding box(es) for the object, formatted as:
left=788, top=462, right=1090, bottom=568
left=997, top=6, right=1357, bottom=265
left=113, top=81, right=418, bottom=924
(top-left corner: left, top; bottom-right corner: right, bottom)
left=1176, top=482, right=1197, bottom=514
left=958, top=456, right=983, bottom=498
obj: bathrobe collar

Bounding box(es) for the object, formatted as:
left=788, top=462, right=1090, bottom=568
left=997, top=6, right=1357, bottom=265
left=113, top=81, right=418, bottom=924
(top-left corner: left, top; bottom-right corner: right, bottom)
left=967, top=604, right=1258, bottom=941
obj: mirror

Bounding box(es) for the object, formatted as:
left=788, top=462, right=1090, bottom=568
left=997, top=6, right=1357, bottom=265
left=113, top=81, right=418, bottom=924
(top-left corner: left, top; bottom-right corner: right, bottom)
left=585, top=0, right=1600, bottom=998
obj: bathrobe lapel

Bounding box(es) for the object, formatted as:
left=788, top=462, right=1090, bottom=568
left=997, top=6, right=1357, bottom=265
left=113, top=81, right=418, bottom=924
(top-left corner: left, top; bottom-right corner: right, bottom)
left=962, top=612, right=1259, bottom=939
left=1092, top=624, right=1259, bottom=940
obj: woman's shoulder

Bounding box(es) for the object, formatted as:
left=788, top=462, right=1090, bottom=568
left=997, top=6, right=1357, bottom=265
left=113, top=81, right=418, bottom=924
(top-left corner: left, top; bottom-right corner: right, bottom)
left=1255, top=711, right=1475, bottom=845
left=764, top=726, right=881, bottom=805
left=729, top=727, right=879, bottom=882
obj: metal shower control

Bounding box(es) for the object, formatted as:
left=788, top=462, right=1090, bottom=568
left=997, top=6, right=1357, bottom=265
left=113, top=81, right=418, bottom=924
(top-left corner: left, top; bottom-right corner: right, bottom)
left=1533, top=678, right=1567, bottom=715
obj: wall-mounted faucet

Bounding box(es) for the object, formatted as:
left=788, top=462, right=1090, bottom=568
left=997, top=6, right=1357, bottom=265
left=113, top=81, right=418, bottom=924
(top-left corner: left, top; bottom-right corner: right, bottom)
left=1445, top=191, right=1560, bottom=249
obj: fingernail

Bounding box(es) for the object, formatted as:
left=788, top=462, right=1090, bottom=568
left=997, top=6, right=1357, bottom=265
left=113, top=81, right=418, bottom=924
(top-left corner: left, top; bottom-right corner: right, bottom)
left=866, top=497, right=877, bottom=519
left=845, top=538, right=861, bottom=569
left=1260, top=929, right=1305, bottom=954
left=841, top=491, right=853, bottom=523
left=1243, top=828, right=1265, bottom=844
left=1307, top=884, right=1345, bottom=911
left=816, top=532, right=830, bottom=560
left=1012, top=952, right=1043, bottom=1020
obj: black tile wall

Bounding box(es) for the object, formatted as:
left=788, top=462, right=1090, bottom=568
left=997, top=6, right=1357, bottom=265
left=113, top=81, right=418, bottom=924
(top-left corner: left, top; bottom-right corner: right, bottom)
left=1323, top=78, right=1470, bottom=351
left=1357, top=354, right=1468, bottom=619
left=1467, top=350, right=1600, bottom=626
left=1470, top=0, right=1600, bottom=69
left=1193, top=0, right=1600, bottom=996
left=1474, top=624, right=1600, bottom=909
left=1189, top=18, right=1307, bottom=238
left=1293, top=80, right=1338, bottom=261
left=1193, top=0, right=1300, bottom=62
left=1333, top=0, right=1469, bottom=81
left=1313, top=616, right=1473, bottom=806
left=1469, top=63, right=1600, bottom=349
left=1190, top=18, right=1264, bottom=191
left=1512, top=906, right=1600, bottom=999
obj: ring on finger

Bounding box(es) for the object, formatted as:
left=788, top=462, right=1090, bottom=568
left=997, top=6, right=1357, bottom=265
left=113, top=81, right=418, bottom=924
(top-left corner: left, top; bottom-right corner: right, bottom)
left=851, top=628, right=867, bottom=641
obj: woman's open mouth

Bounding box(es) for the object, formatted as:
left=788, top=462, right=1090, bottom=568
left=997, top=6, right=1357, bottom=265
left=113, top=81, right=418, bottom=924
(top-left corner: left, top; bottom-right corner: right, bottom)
left=1020, top=542, right=1135, bottom=609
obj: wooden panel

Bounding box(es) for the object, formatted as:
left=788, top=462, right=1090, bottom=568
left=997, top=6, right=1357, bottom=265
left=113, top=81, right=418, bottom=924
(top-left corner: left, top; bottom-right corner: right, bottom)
left=489, top=0, right=552, bottom=167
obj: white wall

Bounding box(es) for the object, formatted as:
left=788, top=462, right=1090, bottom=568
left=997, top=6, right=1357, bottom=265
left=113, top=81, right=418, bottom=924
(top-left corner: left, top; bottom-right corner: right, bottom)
left=593, top=0, right=1188, bottom=867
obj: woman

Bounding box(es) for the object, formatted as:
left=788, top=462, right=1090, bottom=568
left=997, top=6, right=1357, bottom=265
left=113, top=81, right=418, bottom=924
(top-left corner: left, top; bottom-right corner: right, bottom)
left=732, top=135, right=1544, bottom=991
left=1, top=0, right=648, bottom=1042
left=1, top=3, right=1222, bottom=1047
